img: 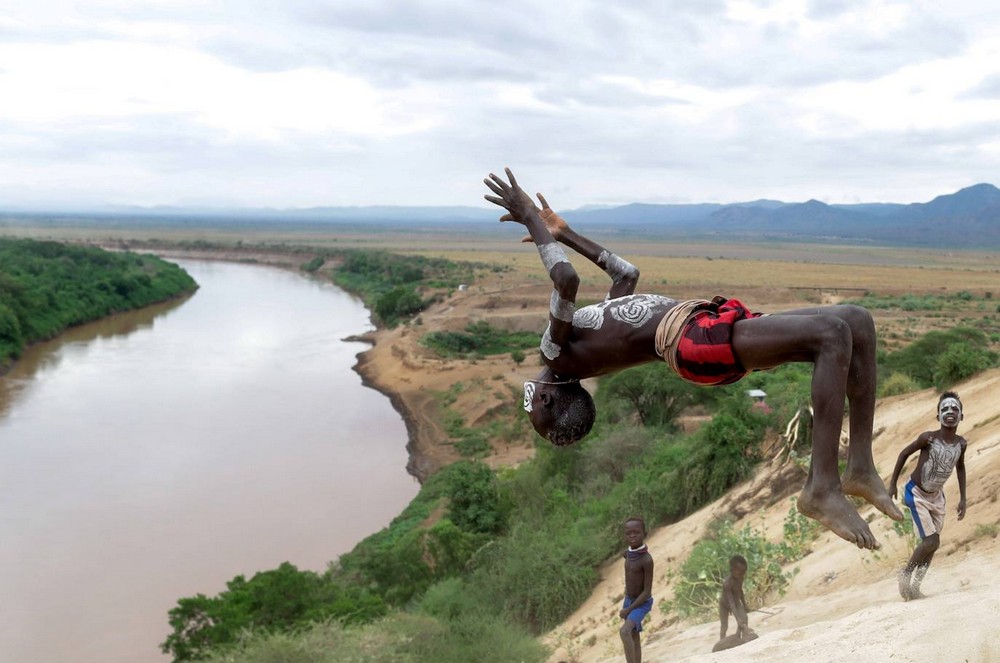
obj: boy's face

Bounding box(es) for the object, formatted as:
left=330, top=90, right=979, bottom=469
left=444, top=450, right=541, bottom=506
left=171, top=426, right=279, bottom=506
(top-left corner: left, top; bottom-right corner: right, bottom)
left=623, top=521, right=645, bottom=548
left=731, top=561, right=747, bottom=580
left=938, top=397, right=962, bottom=428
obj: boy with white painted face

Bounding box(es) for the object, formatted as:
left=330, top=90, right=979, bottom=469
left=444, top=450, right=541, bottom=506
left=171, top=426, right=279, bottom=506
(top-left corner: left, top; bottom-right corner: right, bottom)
left=484, top=168, right=902, bottom=550
left=889, top=391, right=968, bottom=601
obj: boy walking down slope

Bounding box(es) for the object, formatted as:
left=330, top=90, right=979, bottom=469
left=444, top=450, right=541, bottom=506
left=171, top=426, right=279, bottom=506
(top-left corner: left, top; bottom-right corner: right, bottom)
left=889, top=391, right=968, bottom=600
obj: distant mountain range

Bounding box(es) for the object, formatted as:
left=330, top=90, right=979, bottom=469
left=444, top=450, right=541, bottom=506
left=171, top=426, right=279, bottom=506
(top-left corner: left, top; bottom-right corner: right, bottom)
left=3, top=183, right=999, bottom=248
left=561, top=183, right=1000, bottom=247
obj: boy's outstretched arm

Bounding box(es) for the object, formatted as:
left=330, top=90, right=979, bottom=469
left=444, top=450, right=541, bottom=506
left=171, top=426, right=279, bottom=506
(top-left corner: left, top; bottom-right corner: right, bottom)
left=485, top=168, right=579, bottom=348
left=495, top=182, right=640, bottom=299
left=527, top=195, right=640, bottom=299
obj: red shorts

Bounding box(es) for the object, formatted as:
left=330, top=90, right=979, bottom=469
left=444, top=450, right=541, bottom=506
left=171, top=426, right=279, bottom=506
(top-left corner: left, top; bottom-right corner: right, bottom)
left=674, top=298, right=762, bottom=386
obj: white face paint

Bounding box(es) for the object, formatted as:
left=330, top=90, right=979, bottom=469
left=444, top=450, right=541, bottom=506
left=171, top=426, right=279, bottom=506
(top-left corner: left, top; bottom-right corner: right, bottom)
left=938, top=397, right=962, bottom=424
left=523, top=381, right=535, bottom=412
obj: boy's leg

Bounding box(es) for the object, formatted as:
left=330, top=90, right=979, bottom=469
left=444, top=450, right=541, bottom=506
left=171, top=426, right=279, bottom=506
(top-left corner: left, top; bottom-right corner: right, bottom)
left=732, top=313, right=878, bottom=548
left=825, top=306, right=902, bottom=520
left=619, top=619, right=640, bottom=663
left=632, top=630, right=642, bottom=663
left=903, top=533, right=939, bottom=599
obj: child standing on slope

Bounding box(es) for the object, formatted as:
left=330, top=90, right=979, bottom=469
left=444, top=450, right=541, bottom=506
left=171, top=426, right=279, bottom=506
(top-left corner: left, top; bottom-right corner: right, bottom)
left=889, top=391, right=968, bottom=600
left=712, top=554, right=759, bottom=652
left=619, top=517, right=654, bottom=663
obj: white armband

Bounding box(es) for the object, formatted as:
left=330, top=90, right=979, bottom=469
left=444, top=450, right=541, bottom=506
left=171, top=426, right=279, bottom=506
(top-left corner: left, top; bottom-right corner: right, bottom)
left=550, top=290, right=576, bottom=322
left=539, top=242, right=569, bottom=273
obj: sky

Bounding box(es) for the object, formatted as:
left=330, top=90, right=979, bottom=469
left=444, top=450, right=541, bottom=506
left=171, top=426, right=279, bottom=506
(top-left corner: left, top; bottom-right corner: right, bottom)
left=1, top=0, right=999, bottom=210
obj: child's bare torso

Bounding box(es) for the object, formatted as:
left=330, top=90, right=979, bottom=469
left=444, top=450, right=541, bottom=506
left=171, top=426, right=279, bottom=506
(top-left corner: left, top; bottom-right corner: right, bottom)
left=542, top=294, right=678, bottom=377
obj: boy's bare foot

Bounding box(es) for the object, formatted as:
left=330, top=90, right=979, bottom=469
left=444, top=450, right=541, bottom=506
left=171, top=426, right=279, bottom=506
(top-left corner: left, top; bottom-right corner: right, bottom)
left=897, top=570, right=913, bottom=601
left=798, top=486, right=880, bottom=549
left=841, top=469, right=904, bottom=521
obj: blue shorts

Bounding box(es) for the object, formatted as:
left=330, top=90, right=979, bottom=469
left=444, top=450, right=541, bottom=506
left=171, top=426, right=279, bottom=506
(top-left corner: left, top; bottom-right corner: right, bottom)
left=622, top=596, right=654, bottom=631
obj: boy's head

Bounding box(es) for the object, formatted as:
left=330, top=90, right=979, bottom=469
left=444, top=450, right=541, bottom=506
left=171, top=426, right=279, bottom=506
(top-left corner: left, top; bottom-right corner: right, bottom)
left=523, top=379, right=595, bottom=446
left=729, top=554, right=748, bottom=578
left=623, top=517, right=647, bottom=547
left=937, top=391, right=963, bottom=427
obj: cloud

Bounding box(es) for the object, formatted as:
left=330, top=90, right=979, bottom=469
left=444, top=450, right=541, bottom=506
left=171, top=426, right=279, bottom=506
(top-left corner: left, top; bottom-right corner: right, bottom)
left=0, top=0, right=997, bottom=208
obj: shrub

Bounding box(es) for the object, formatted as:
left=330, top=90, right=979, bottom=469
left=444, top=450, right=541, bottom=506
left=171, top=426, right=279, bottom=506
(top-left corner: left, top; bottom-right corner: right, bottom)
left=879, top=372, right=921, bottom=397
left=933, top=343, right=997, bottom=389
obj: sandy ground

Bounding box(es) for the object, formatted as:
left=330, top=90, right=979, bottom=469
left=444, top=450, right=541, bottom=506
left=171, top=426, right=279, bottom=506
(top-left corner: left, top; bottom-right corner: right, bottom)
left=544, top=369, right=1000, bottom=663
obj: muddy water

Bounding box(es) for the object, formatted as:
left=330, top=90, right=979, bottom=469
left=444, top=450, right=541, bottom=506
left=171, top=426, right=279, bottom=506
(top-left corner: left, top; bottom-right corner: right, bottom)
left=0, top=260, right=418, bottom=663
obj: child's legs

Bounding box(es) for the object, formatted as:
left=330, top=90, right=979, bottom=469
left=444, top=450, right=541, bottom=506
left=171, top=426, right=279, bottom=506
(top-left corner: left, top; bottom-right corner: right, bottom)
left=733, top=313, right=878, bottom=548
left=719, top=603, right=730, bottom=638
left=732, top=313, right=850, bottom=491
left=762, top=305, right=876, bottom=463
left=619, top=619, right=640, bottom=663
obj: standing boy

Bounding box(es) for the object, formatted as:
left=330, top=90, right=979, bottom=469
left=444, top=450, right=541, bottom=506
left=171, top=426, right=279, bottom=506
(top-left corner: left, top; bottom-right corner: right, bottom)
left=712, top=554, right=758, bottom=652
left=889, top=391, right=968, bottom=601
left=620, top=517, right=654, bottom=663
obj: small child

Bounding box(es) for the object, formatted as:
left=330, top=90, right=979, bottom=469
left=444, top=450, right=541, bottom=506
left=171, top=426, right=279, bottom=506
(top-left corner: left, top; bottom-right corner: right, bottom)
left=889, top=391, right=968, bottom=601
left=619, top=517, right=654, bottom=663
left=712, top=554, right=758, bottom=652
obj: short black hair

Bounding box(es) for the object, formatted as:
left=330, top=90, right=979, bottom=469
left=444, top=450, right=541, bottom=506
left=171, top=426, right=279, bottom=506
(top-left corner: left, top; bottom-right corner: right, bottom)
left=729, top=554, right=747, bottom=569
left=938, top=391, right=962, bottom=407
left=624, top=516, right=646, bottom=532
left=536, top=382, right=595, bottom=446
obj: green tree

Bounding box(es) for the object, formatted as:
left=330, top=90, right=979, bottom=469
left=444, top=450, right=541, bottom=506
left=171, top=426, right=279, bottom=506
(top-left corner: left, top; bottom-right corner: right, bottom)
left=597, top=363, right=700, bottom=428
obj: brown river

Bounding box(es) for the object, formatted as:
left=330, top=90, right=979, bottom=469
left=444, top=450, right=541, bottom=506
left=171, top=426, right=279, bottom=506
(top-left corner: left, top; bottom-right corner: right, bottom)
left=0, top=259, right=419, bottom=663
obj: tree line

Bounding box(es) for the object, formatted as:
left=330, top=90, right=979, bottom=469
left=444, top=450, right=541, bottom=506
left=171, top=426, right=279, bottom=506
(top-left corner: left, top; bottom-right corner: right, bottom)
left=0, top=238, right=198, bottom=369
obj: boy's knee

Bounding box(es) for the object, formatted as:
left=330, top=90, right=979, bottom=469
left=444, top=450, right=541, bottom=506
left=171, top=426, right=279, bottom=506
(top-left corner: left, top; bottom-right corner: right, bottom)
left=842, top=304, right=875, bottom=337
left=925, top=533, right=941, bottom=551
left=620, top=621, right=637, bottom=638
left=817, top=316, right=852, bottom=356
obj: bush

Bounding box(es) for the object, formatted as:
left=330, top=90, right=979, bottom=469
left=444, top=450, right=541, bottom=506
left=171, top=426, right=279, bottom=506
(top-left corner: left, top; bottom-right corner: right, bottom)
left=445, top=462, right=509, bottom=535
left=933, top=343, right=997, bottom=388
left=883, top=327, right=994, bottom=388
left=161, top=563, right=386, bottom=662
left=879, top=371, right=921, bottom=397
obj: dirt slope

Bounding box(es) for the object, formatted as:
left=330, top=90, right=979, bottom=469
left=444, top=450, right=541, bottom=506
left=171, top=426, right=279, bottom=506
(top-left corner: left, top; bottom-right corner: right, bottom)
left=545, top=369, right=1000, bottom=663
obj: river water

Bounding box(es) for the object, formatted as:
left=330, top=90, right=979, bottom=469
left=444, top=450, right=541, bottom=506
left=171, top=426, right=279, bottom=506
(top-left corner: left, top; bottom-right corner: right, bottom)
left=0, top=259, right=418, bottom=663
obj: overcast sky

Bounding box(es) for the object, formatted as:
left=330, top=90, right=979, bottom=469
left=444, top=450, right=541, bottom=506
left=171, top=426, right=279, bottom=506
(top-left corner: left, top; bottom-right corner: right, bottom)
left=2, top=0, right=999, bottom=210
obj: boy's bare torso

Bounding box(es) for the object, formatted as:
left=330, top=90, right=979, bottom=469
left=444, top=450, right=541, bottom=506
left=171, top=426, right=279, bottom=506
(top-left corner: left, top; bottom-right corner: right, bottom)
left=543, top=294, right=677, bottom=378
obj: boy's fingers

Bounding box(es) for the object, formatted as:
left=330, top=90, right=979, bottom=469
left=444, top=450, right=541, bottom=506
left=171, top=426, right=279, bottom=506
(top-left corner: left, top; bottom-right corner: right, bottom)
left=520, top=235, right=533, bottom=243
left=499, top=213, right=513, bottom=221
left=537, top=193, right=550, bottom=209
left=484, top=177, right=506, bottom=196
left=504, top=167, right=518, bottom=188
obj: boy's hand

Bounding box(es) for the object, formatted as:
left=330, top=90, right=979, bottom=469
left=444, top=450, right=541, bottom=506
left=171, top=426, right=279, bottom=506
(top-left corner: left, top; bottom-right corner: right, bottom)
left=484, top=168, right=538, bottom=225
left=889, top=483, right=897, bottom=500
left=957, top=499, right=966, bottom=520
left=501, top=193, right=569, bottom=243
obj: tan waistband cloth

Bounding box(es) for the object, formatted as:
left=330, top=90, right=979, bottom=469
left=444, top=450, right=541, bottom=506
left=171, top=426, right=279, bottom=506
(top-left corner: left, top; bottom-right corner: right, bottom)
left=654, top=299, right=713, bottom=374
